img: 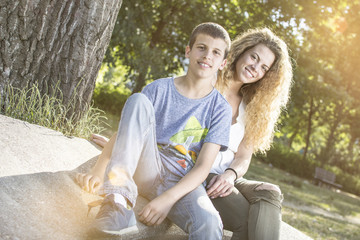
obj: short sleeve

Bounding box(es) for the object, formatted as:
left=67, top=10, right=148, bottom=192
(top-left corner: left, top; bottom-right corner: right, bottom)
left=141, top=83, right=154, bottom=103
left=204, top=99, right=232, bottom=151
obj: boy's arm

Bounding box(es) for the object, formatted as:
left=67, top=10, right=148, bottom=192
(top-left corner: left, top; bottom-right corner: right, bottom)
left=138, top=142, right=221, bottom=226
left=76, top=133, right=117, bottom=193
left=206, top=140, right=253, bottom=198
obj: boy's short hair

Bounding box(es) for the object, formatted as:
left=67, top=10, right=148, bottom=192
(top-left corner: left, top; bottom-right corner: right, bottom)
left=188, top=22, right=231, bottom=58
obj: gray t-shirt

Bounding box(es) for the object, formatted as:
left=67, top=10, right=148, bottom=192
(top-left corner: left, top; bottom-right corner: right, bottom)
left=142, top=77, right=232, bottom=177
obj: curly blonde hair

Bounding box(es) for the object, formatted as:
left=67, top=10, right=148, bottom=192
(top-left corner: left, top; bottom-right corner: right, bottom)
left=216, top=28, right=293, bottom=153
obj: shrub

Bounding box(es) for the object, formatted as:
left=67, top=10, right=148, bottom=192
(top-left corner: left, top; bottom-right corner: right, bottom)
left=261, top=143, right=360, bottom=195
left=92, top=81, right=131, bottom=116
left=328, top=166, right=360, bottom=196
left=260, top=142, right=315, bottom=179
left=0, top=84, right=106, bottom=138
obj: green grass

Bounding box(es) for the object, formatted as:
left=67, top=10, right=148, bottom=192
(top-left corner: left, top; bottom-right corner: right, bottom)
left=1, top=84, right=107, bottom=138
left=245, top=158, right=360, bottom=240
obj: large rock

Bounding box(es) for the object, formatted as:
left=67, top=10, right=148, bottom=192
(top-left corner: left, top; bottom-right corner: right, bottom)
left=0, top=115, right=312, bottom=240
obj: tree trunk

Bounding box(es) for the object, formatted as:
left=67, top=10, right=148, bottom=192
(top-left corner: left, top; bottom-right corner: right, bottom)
left=0, top=0, right=122, bottom=114
left=302, top=96, right=314, bottom=161
left=288, top=120, right=301, bottom=149
left=319, top=102, right=343, bottom=166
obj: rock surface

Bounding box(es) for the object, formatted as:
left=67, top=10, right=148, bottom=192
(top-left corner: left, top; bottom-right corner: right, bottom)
left=0, top=114, right=312, bottom=239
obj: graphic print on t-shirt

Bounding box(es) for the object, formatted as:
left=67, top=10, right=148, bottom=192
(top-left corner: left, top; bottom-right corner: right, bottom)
left=162, top=116, right=208, bottom=171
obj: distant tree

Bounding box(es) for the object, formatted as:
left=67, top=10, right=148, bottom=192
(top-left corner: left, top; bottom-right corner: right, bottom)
left=104, top=0, right=299, bottom=93
left=0, top=0, right=123, bottom=113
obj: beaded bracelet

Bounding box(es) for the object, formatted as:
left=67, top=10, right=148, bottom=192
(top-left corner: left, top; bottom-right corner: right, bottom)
left=225, top=167, right=238, bottom=180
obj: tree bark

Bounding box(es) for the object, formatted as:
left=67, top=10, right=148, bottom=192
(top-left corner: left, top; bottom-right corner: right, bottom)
left=288, top=120, right=301, bottom=149
left=319, top=102, right=343, bottom=166
left=0, top=0, right=122, bottom=113
left=302, top=96, right=314, bottom=161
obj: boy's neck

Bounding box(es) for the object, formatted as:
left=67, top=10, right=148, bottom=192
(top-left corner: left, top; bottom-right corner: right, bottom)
left=174, top=75, right=214, bottom=99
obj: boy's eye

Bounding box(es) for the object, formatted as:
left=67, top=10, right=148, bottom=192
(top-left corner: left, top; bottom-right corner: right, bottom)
left=214, top=50, right=220, bottom=55
left=198, top=46, right=205, bottom=50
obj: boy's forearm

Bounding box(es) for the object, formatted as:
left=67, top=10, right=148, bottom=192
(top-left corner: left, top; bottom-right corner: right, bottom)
left=161, top=142, right=221, bottom=202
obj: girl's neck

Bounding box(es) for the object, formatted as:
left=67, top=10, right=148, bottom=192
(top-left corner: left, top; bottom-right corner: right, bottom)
left=225, top=80, right=243, bottom=98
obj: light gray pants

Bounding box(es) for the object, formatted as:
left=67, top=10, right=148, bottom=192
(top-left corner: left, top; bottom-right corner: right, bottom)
left=207, top=174, right=283, bottom=240
left=102, top=93, right=223, bottom=240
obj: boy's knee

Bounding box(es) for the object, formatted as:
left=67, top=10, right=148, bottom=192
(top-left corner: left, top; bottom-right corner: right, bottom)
left=127, top=93, right=148, bottom=104
left=124, top=93, right=153, bottom=115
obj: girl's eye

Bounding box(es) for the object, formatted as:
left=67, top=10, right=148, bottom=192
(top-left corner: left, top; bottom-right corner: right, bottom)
left=251, top=54, right=256, bottom=60
left=262, top=66, right=268, bottom=72
left=214, top=50, right=220, bottom=55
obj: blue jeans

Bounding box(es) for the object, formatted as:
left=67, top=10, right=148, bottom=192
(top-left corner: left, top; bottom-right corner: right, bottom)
left=102, top=93, right=223, bottom=240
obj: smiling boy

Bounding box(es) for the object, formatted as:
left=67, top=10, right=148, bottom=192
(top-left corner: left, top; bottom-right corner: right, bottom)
left=77, top=22, right=232, bottom=239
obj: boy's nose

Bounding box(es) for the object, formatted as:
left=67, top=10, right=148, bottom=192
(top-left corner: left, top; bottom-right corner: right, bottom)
left=203, top=50, right=212, bottom=59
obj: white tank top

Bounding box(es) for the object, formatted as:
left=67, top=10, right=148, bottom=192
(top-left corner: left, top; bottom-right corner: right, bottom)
left=210, top=101, right=246, bottom=174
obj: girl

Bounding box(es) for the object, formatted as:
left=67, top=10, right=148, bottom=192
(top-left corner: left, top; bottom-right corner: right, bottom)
left=206, top=28, right=293, bottom=240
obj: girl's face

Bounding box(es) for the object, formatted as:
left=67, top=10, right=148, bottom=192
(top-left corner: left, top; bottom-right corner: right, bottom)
left=235, top=43, right=275, bottom=84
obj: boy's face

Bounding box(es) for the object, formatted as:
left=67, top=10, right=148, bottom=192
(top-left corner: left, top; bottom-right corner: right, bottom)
left=185, top=34, right=227, bottom=80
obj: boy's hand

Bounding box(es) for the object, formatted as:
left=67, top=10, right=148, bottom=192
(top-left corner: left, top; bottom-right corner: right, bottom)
left=206, top=173, right=235, bottom=199
left=138, top=193, right=175, bottom=226
left=76, top=172, right=102, bottom=194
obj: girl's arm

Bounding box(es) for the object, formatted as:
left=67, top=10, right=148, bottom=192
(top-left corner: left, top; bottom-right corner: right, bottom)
left=76, top=133, right=116, bottom=193
left=206, top=140, right=253, bottom=199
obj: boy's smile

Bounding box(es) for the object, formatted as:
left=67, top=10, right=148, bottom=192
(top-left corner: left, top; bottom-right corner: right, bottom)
left=185, top=34, right=227, bottom=80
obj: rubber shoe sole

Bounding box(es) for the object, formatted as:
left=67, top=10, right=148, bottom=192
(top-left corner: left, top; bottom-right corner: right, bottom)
left=102, top=224, right=139, bottom=235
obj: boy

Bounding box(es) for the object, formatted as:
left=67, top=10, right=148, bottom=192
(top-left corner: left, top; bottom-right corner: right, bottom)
left=77, top=22, right=232, bottom=239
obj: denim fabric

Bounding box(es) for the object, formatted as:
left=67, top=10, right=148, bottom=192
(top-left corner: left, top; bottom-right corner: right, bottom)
left=163, top=171, right=223, bottom=240
left=102, top=93, right=164, bottom=207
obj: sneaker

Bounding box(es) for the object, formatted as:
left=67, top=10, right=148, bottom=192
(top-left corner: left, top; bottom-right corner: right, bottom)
left=93, top=194, right=139, bottom=235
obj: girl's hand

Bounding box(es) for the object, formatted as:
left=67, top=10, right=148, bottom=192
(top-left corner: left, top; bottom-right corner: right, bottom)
left=90, top=134, right=109, bottom=148
left=138, top=193, right=175, bottom=226
left=76, top=172, right=102, bottom=194
left=206, top=172, right=235, bottom=199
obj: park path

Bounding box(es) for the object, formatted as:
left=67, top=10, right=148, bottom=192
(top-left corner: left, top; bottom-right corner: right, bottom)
left=283, top=200, right=360, bottom=226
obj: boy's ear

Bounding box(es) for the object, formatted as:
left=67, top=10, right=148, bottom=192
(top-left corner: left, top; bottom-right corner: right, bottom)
left=185, top=45, right=191, bottom=58
left=219, top=59, right=227, bottom=70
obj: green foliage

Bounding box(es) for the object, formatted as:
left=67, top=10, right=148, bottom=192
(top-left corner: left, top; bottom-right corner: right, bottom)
left=92, top=81, right=131, bottom=116
left=105, top=0, right=300, bottom=92
left=329, top=166, right=360, bottom=196
left=99, top=0, right=360, bottom=187
left=261, top=142, right=360, bottom=196
left=261, top=142, right=315, bottom=179
left=0, top=84, right=106, bottom=138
